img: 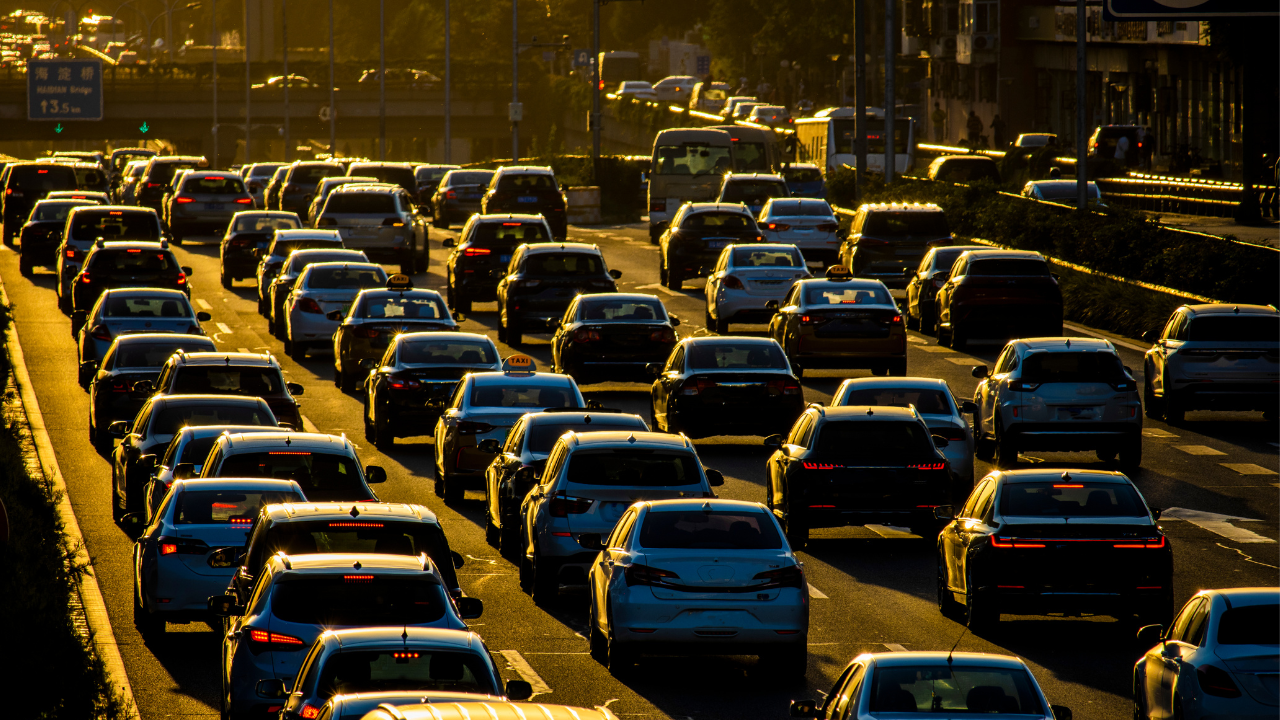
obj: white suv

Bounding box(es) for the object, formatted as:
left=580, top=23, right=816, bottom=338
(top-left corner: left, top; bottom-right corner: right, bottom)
left=1142, top=303, right=1280, bottom=424
left=971, top=337, right=1142, bottom=470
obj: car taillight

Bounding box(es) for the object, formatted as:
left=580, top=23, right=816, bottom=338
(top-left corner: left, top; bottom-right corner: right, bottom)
left=157, top=535, right=209, bottom=555
left=1113, top=536, right=1166, bottom=549
left=235, top=197, right=253, bottom=204
left=885, top=314, right=902, bottom=325
left=89, top=324, right=111, bottom=341
left=514, top=278, right=542, bottom=289
left=387, top=374, right=420, bottom=389
left=650, top=327, right=676, bottom=343
left=66, top=249, right=77, bottom=258
left=110, top=379, right=132, bottom=393
left=802, top=461, right=843, bottom=469
left=752, top=565, right=805, bottom=589
left=766, top=222, right=791, bottom=231
left=295, top=297, right=323, bottom=314
left=908, top=462, right=947, bottom=470
left=930, top=427, right=967, bottom=442
left=229, top=237, right=253, bottom=248
left=79, top=272, right=92, bottom=284
left=650, top=200, right=666, bottom=212
left=175, top=271, right=187, bottom=286
left=857, top=237, right=891, bottom=248
left=1009, top=381, right=1041, bottom=391
left=679, top=376, right=717, bottom=395
left=624, top=563, right=680, bottom=587
left=927, top=237, right=954, bottom=247
left=300, top=705, right=321, bottom=719
left=174, top=196, right=194, bottom=203
left=382, top=217, right=404, bottom=227
left=247, top=627, right=306, bottom=648
left=1197, top=665, right=1242, bottom=698
left=816, top=223, right=839, bottom=232
left=723, top=275, right=744, bottom=289
left=549, top=495, right=593, bottom=517
left=799, top=314, right=823, bottom=325
left=989, top=537, right=1046, bottom=549
left=462, top=247, right=491, bottom=257
left=767, top=378, right=802, bottom=395
left=317, top=217, right=337, bottom=226
left=573, top=328, right=601, bottom=343
left=456, top=420, right=494, bottom=435
left=358, top=327, right=380, bottom=339
left=446, top=190, right=457, bottom=199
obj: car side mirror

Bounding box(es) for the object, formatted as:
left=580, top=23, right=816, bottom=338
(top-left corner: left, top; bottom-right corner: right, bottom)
left=577, top=533, right=605, bottom=552
left=1142, top=330, right=1156, bottom=343
left=196, top=311, right=212, bottom=322
left=286, top=382, right=304, bottom=396
left=506, top=679, right=534, bottom=702
left=1150, top=507, right=1162, bottom=520
left=933, top=505, right=954, bottom=521
left=1137, top=623, right=1165, bottom=647
left=255, top=678, right=288, bottom=699
left=608, top=268, right=623, bottom=279
left=359, top=359, right=378, bottom=370
left=181, top=266, right=193, bottom=276
left=451, top=550, right=465, bottom=568
left=208, top=547, right=241, bottom=568
left=585, top=399, right=603, bottom=410
left=364, top=465, right=387, bottom=483
left=478, top=438, right=501, bottom=454
left=453, top=312, right=466, bottom=323
left=705, top=468, right=725, bottom=487
left=960, top=400, right=977, bottom=414
left=131, top=379, right=153, bottom=396
left=442, top=237, right=456, bottom=248
left=173, top=463, right=196, bottom=479
left=207, top=594, right=244, bottom=618
left=765, top=300, right=780, bottom=311
left=903, top=267, right=915, bottom=278
left=931, top=435, right=950, bottom=448
left=669, top=315, right=681, bottom=327
left=121, top=512, right=144, bottom=533
left=326, top=310, right=343, bottom=321
left=645, top=362, right=663, bottom=378
left=1050, top=705, right=1073, bottom=720
left=108, top=420, right=130, bottom=438
left=763, top=434, right=784, bottom=449
left=456, top=596, right=484, bottom=620
left=971, top=365, right=989, bottom=379
left=789, top=700, right=820, bottom=718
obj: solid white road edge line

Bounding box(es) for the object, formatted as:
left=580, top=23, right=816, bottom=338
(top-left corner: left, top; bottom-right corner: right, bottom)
left=498, top=649, right=553, bottom=697
left=0, top=279, right=141, bottom=719
left=807, top=583, right=828, bottom=599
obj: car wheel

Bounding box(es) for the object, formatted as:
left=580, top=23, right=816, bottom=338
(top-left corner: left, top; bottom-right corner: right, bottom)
left=133, top=581, right=165, bottom=639
left=649, top=398, right=660, bottom=433
left=220, top=270, right=232, bottom=289
left=170, top=234, right=183, bottom=246
left=18, top=254, right=32, bottom=277
left=332, top=364, right=342, bottom=387
left=995, top=422, right=1018, bottom=469
left=78, top=363, right=94, bottom=389
left=937, top=561, right=963, bottom=620
left=589, top=598, right=608, bottom=663
left=950, top=322, right=967, bottom=351
left=256, top=293, right=267, bottom=316
left=783, top=500, right=808, bottom=551
left=485, top=515, right=500, bottom=547
left=973, top=407, right=995, bottom=461
left=112, top=476, right=127, bottom=522
left=531, top=550, right=559, bottom=605
left=714, top=315, right=729, bottom=335
left=453, top=292, right=471, bottom=314
left=519, top=552, right=534, bottom=594
left=1163, top=393, right=1185, bottom=424
left=1096, top=448, right=1118, bottom=462
left=363, top=405, right=376, bottom=442
left=648, top=227, right=660, bottom=245
left=1143, top=378, right=1162, bottom=419
left=664, top=267, right=683, bottom=291
left=871, top=365, right=888, bottom=377
left=503, top=315, right=522, bottom=346
left=606, top=601, right=634, bottom=675
left=58, top=291, right=71, bottom=314
left=704, top=308, right=714, bottom=330
left=339, top=368, right=357, bottom=394
left=920, top=308, right=936, bottom=337
left=1118, top=436, right=1142, bottom=471
left=442, top=469, right=463, bottom=505
left=499, top=519, right=520, bottom=559
left=400, top=247, right=416, bottom=276
left=964, top=569, right=997, bottom=632
left=373, top=413, right=394, bottom=450
left=659, top=258, right=669, bottom=286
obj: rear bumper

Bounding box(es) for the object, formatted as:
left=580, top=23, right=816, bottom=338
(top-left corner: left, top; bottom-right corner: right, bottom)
left=951, top=303, right=1062, bottom=334
left=1170, top=382, right=1280, bottom=411
left=986, top=585, right=1170, bottom=617
left=671, top=397, right=803, bottom=436
left=1007, top=422, right=1141, bottom=451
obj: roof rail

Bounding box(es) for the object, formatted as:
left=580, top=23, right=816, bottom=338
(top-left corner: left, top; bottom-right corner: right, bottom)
left=274, top=550, right=292, bottom=570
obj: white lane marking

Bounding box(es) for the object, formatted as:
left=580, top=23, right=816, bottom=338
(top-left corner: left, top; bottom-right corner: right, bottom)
left=465, top=554, right=499, bottom=565
left=196, top=298, right=213, bottom=310
left=945, top=357, right=982, bottom=366
left=1221, top=463, right=1278, bottom=475
left=807, top=583, right=828, bottom=599
left=1062, top=323, right=1148, bottom=352
left=919, top=346, right=957, bottom=353
left=634, top=283, right=682, bottom=297
left=1160, top=507, right=1276, bottom=544
left=883, top=643, right=908, bottom=652
left=498, top=650, right=552, bottom=697
left=301, top=415, right=320, bottom=433
left=1143, top=429, right=1178, bottom=438
left=865, top=524, right=919, bottom=538
left=216, top=322, right=233, bottom=334
left=1175, top=444, right=1226, bottom=456
left=906, top=336, right=927, bottom=344
left=237, top=347, right=250, bottom=353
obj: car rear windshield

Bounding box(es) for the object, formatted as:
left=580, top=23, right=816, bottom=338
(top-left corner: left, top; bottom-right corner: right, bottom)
left=89, top=249, right=176, bottom=273
left=1187, top=315, right=1280, bottom=343
left=178, top=436, right=221, bottom=464
left=305, top=266, right=386, bottom=290
left=173, top=489, right=301, bottom=525
left=256, top=520, right=457, bottom=588
left=444, top=171, right=493, bottom=187
left=863, top=211, right=949, bottom=237
left=234, top=215, right=301, bottom=233
left=358, top=295, right=447, bottom=320
left=682, top=212, right=754, bottom=230
left=525, top=419, right=645, bottom=453
left=497, top=174, right=557, bottom=192
left=579, top=298, right=666, bottom=322
left=291, top=164, right=343, bottom=185
left=151, top=404, right=275, bottom=435
left=182, top=176, right=246, bottom=195
left=272, top=240, right=343, bottom=258
left=968, top=259, right=1050, bottom=276
left=354, top=166, right=415, bottom=190
left=470, top=382, right=577, bottom=409
left=522, top=253, right=602, bottom=276
left=70, top=211, right=160, bottom=241
left=1019, top=351, right=1126, bottom=384
left=688, top=342, right=787, bottom=370
left=324, top=193, right=398, bottom=214
left=732, top=247, right=802, bottom=267
left=814, top=420, right=935, bottom=461
left=270, top=577, right=447, bottom=625
left=171, top=367, right=284, bottom=396
left=804, top=285, right=891, bottom=306
left=104, top=295, right=191, bottom=318
left=7, top=165, right=77, bottom=190
left=415, top=167, right=452, bottom=182
left=249, top=164, right=283, bottom=178
left=783, top=167, right=823, bottom=183
left=147, top=162, right=201, bottom=183
left=111, top=339, right=215, bottom=368
left=400, top=340, right=496, bottom=365
left=653, top=144, right=732, bottom=177
left=840, top=387, right=953, bottom=415
left=639, top=510, right=782, bottom=549
left=567, top=449, right=702, bottom=487
left=1000, top=481, right=1149, bottom=517
left=470, top=222, right=550, bottom=247
left=1218, top=604, right=1280, bottom=645
left=869, top=665, right=1043, bottom=715
left=287, top=252, right=365, bottom=273
left=720, top=181, right=788, bottom=203
left=309, top=649, right=496, bottom=696
left=217, top=451, right=367, bottom=501
left=74, top=167, right=107, bottom=188
left=32, top=201, right=90, bottom=222
left=767, top=200, right=833, bottom=217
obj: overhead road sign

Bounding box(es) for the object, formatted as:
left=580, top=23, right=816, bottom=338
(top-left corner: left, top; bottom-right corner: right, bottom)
left=1103, top=0, right=1279, bottom=20
left=27, top=59, right=103, bottom=121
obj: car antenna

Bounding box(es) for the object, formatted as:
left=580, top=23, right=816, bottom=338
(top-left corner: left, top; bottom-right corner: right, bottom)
left=947, top=626, right=968, bottom=665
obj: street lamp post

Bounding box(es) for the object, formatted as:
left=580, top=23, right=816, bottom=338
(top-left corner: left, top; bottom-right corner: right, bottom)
left=328, top=0, right=335, bottom=156
left=243, top=0, right=250, bottom=162
left=444, top=0, right=450, bottom=163
left=283, top=0, right=289, bottom=162
left=379, top=0, right=386, bottom=161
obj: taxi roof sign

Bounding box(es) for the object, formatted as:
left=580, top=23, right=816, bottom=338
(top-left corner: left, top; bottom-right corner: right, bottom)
left=386, top=273, right=414, bottom=290
left=502, top=354, right=536, bottom=375
left=825, top=265, right=853, bottom=281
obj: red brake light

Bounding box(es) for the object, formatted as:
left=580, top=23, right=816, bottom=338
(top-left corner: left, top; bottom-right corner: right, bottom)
left=160, top=543, right=178, bottom=555
left=248, top=628, right=305, bottom=646
left=1197, top=665, right=1242, bottom=698
left=344, top=575, right=374, bottom=583
left=300, top=706, right=321, bottom=720
left=723, top=275, right=744, bottom=290
left=295, top=297, right=323, bottom=314
left=802, top=461, right=842, bottom=469
left=80, top=272, right=92, bottom=284
left=37, top=169, right=48, bottom=174
left=387, top=374, right=420, bottom=389
left=89, top=324, right=111, bottom=341
left=650, top=200, right=666, bottom=212
left=549, top=495, right=593, bottom=517
left=176, top=272, right=187, bottom=286
left=573, top=328, right=601, bottom=343
left=462, top=247, right=491, bottom=257
left=1114, top=536, right=1166, bottom=549
left=990, top=537, right=1046, bottom=549
left=235, top=197, right=253, bottom=204
left=679, top=376, right=717, bottom=395
left=751, top=565, right=805, bottom=589
left=766, top=223, right=791, bottom=232
left=66, top=249, right=76, bottom=257
left=908, top=462, right=946, bottom=470
left=174, top=196, right=195, bottom=203
left=445, top=190, right=457, bottom=199
left=767, top=378, right=802, bottom=395
left=357, top=327, right=380, bottom=339
left=816, top=223, right=839, bottom=232
left=650, top=327, right=676, bottom=343
left=328, top=521, right=384, bottom=528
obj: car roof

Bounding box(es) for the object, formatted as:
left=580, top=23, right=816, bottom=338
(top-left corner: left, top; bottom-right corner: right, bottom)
left=857, top=202, right=944, bottom=213
left=725, top=173, right=786, bottom=182
left=494, top=166, right=554, bottom=175
left=682, top=335, right=778, bottom=348
left=69, top=205, right=155, bottom=215
left=379, top=703, right=619, bottom=720
left=349, top=162, right=413, bottom=168
left=1197, top=587, right=1280, bottom=607
left=1183, top=303, right=1278, bottom=316
left=273, top=229, right=341, bottom=240
left=356, top=288, right=444, bottom=301
left=231, top=210, right=298, bottom=219
left=470, top=372, right=576, bottom=387
left=331, top=183, right=402, bottom=194
left=270, top=552, right=434, bottom=574
left=1015, top=337, right=1114, bottom=351
left=522, top=411, right=646, bottom=427
left=683, top=203, right=754, bottom=214
left=263, top=501, right=440, bottom=524
left=726, top=243, right=804, bottom=253
left=168, top=351, right=277, bottom=367
left=821, top=405, right=922, bottom=422
left=642, top=498, right=767, bottom=513
left=470, top=213, right=546, bottom=224
left=172, top=424, right=284, bottom=439
left=575, top=292, right=662, bottom=304
left=395, top=331, right=492, bottom=345
left=520, top=242, right=600, bottom=255
left=795, top=277, right=888, bottom=291
left=323, top=627, right=480, bottom=650
left=153, top=394, right=269, bottom=408
left=171, top=478, right=301, bottom=494
left=995, top=469, right=1131, bottom=484
left=786, top=163, right=821, bottom=170
left=109, top=333, right=211, bottom=347
left=865, top=651, right=1028, bottom=670
left=958, top=249, right=1047, bottom=261
left=100, top=287, right=188, bottom=299
left=183, top=170, right=240, bottom=179
left=288, top=248, right=365, bottom=260
left=837, top=377, right=950, bottom=393
left=217, top=431, right=353, bottom=452
left=98, top=241, right=169, bottom=251
left=563, top=430, right=693, bottom=450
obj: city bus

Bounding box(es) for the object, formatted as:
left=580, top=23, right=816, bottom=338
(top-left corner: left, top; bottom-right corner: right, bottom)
left=708, top=124, right=785, bottom=173
left=793, top=106, right=916, bottom=177
left=647, top=127, right=734, bottom=243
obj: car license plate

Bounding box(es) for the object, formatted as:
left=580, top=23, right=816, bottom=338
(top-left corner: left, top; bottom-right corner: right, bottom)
left=518, top=195, right=537, bottom=203
left=500, top=254, right=512, bottom=262
left=1057, top=406, right=1097, bottom=420
left=207, top=202, right=224, bottom=210
left=794, top=227, right=813, bottom=233
left=709, top=240, right=729, bottom=249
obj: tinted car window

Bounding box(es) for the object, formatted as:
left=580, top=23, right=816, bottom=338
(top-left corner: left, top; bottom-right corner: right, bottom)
left=968, top=259, right=1050, bottom=276
left=306, top=266, right=386, bottom=290
left=768, top=200, right=832, bottom=216
left=353, top=166, right=415, bottom=190
left=1000, top=481, right=1148, bottom=517
left=470, top=222, right=549, bottom=247
left=173, top=489, right=300, bottom=525
left=1019, top=351, right=1126, bottom=384
left=32, top=202, right=86, bottom=222
left=183, top=176, right=246, bottom=194
left=113, top=340, right=215, bottom=368
left=1218, top=604, right=1280, bottom=645
left=313, top=649, right=494, bottom=695
left=526, top=420, right=644, bottom=453
left=814, top=420, right=934, bottom=460
left=869, top=665, right=1043, bottom=714
left=579, top=298, right=666, bottom=322
left=147, top=161, right=200, bottom=184
left=171, top=367, right=283, bottom=395
left=359, top=296, right=446, bottom=319
left=732, top=248, right=802, bottom=266
left=841, top=388, right=952, bottom=414
left=782, top=168, right=823, bottom=183
left=324, top=193, right=397, bottom=214
left=90, top=249, right=176, bottom=272
left=234, top=215, right=301, bottom=232
left=446, top=171, right=493, bottom=186
left=567, top=450, right=701, bottom=487
left=151, top=405, right=275, bottom=434
left=804, top=286, right=891, bottom=305
left=683, top=212, right=753, bottom=230
left=863, top=212, right=949, bottom=236
left=217, top=451, right=365, bottom=500
left=287, top=252, right=365, bottom=273
left=292, top=165, right=344, bottom=185
left=104, top=295, right=191, bottom=317
left=400, top=340, right=496, bottom=365
left=639, top=510, right=782, bottom=549
left=721, top=181, right=788, bottom=203
left=523, top=253, right=602, bottom=276
left=470, top=382, right=576, bottom=409
left=270, top=578, right=446, bottom=625
left=1187, top=315, right=1280, bottom=343
left=271, top=240, right=340, bottom=258
left=688, top=342, right=787, bottom=369
left=70, top=212, right=160, bottom=241
left=498, top=174, right=557, bottom=191
left=7, top=165, right=78, bottom=191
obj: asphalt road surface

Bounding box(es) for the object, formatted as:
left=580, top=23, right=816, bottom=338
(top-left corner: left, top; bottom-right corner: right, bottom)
left=2, top=220, right=1275, bottom=719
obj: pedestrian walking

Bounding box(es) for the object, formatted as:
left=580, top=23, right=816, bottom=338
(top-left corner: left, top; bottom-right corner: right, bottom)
left=990, top=114, right=1007, bottom=148
left=966, top=111, right=982, bottom=145
left=931, top=102, right=947, bottom=143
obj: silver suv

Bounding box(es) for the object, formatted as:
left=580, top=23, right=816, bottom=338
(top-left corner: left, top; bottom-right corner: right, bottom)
left=314, top=183, right=428, bottom=275
left=1142, top=304, right=1280, bottom=423
left=971, top=337, right=1142, bottom=470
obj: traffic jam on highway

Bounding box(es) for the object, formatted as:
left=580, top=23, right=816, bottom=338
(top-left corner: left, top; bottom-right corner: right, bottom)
left=0, top=137, right=1276, bottom=720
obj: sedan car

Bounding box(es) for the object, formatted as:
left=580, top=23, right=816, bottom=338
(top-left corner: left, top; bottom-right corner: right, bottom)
left=717, top=173, right=791, bottom=218
left=659, top=203, right=764, bottom=291
left=758, top=198, right=841, bottom=268
left=443, top=213, right=554, bottom=312
left=481, top=166, right=568, bottom=240
left=254, top=228, right=343, bottom=315
left=1021, top=179, right=1104, bottom=207
left=71, top=240, right=193, bottom=315
left=927, top=155, right=1002, bottom=184
left=142, top=424, right=290, bottom=524
left=582, top=498, right=806, bottom=677
left=653, top=75, right=697, bottom=104
left=56, top=205, right=166, bottom=312
left=1133, top=587, right=1278, bottom=720
left=164, top=171, right=254, bottom=241
left=304, top=175, right=378, bottom=224
left=74, top=288, right=210, bottom=386
left=934, top=250, right=1063, bottom=348
left=331, top=277, right=457, bottom=392
left=767, top=269, right=907, bottom=376
left=218, top=211, right=301, bottom=288
left=781, top=163, right=826, bottom=199
left=838, top=203, right=954, bottom=297
left=284, top=261, right=388, bottom=358
left=902, top=246, right=968, bottom=335
left=143, top=351, right=305, bottom=431
left=433, top=356, right=586, bottom=504
left=19, top=199, right=100, bottom=276
left=267, top=248, right=370, bottom=337
left=496, top=242, right=621, bottom=345
left=313, top=183, right=428, bottom=274
left=242, top=162, right=284, bottom=207
left=705, top=243, right=810, bottom=334
left=131, top=478, right=304, bottom=637
left=551, top=293, right=679, bottom=383
left=936, top=469, right=1172, bottom=631
left=307, top=691, right=509, bottom=720
left=198, top=431, right=385, bottom=503
left=413, top=163, right=459, bottom=211
left=615, top=80, right=657, bottom=101
left=277, top=161, right=345, bottom=217
left=431, top=169, right=495, bottom=229
left=832, top=377, right=977, bottom=491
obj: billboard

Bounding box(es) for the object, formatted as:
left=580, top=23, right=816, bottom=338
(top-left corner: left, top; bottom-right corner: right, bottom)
left=27, top=59, right=103, bottom=121
left=1103, top=0, right=1279, bottom=20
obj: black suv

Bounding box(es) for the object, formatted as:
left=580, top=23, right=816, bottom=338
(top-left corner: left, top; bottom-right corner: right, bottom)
left=431, top=169, right=494, bottom=229
left=277, top=162, right=344, bottom=218
left=838, top=203, right=953, bottom=292
left=347, top=162, right=417, bottom=195
left=71, top=240, right=192, bottom=313
left=495, top=242, right=621, bottom=345
left=658, top=202, right=762, bottom=291
left=134, top=156, right=206, bottom=214
left=3, top=162, right=78, bottom=244
left=481, top=167, right=568, bottom=240
left=444, top=214, right=554, bottom=313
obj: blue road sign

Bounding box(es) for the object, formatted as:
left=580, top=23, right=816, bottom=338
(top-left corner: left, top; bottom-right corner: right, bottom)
left=696, top=55, right=711, bottom=76
left=1103, top=0, right=1277, bottom=20
left=573, top=49, right=593, bottom=68
left=27, top=59, right=103, bottom=121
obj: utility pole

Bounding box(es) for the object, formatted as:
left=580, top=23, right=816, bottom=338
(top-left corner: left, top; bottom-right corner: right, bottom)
left=212, top=0, right=218, bottom=168
left=328, top=0, right=335, bottom=155
left=591, top=0, right=601, bottom=167
left=883, top=0, right=895, bottom=184
left=243, top=0, right=250, bottom=163
left=511, top=0, right=519, bottom=162
left=854, top=0, right=866, bottom=195
left=379, top=0, right=386, bottom=160
left=1075, top=0, right=1086, bottom=211
left=443, top=0, right=451, bottom=163
left=283, top=0, right=289, bottom=162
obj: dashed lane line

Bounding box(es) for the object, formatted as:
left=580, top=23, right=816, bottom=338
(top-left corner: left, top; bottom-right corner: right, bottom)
left=807, top=583, right=828, bottom=599
left=215, top=322, right=233, bottom=334
left=883, top=643, right=908, bottom=652
left=237, top=347, right=250, bottom=353
left=945, top=357, right=983, bottom=366
left=918, top=346, right=957, bottom=353
left=634, top=283, right=683, bottom=297
left=865, top=524, right=919, bottom=539
left=1142, top=429, right=1178, bottom=438
left=1160, top=507, right=1276, bottom=544
left=195, top=298, right=213, bottom=310
left=498, top=650, right=552, bottom=697
left=906, top=336, right=927, bottom=344
left=1221, top=463, right=1278, bottom=475
left=1175, top=445, right=1227, bottom=456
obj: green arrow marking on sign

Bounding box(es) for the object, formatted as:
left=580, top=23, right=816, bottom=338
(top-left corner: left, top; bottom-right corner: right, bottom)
left=54, top=123, right=63, bottom=133
left=139, top=121, right=149, bottom=133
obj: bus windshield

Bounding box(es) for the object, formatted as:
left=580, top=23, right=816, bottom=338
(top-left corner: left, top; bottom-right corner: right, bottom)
left=653, top=144, right=732, bottom=176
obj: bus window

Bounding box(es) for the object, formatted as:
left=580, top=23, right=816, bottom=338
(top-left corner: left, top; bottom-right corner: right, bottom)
left=653, top=144, right=732, bottom=176
left=732, top=142, right=770, bottom=172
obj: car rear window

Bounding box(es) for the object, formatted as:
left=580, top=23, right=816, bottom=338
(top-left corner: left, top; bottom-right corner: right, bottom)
left=147, top=161, right=200, bottom=183
left=732, top=248, right=802, bottom=267
left=688, top=342, right=787, bottom=370
left=444, top=171, right=493, bottom=187
left=967, top=259, right=1050, bottom=276
left=216, top=451, right=367, bottom=501
left=89, top=249, right=176, bottom=273
left=358, top=295, right=447, bottom=320
left=682, top=212, right=754, bottom=230
left=70, top=211, right=160, bottom=241
left=234, top=215, right=301, bottom=233
left=104, top=295, right=191, bottom=318
left=286, top=252, right=366, bottom=273
left=526, top=419, right=646, bottom=453
left=1187, top=315, right=1280, bottom=343
left=112, top=339, right=215, bottom=368
left=151, top=404, right=275, bottom=435
left=721, top=181, right=788, bottom=203
left=171, top=367, right=283, bottom=395
left=291, top=164, right=344, bottom=185
left=271, top=239, right=342, bottom=258
left=310, top=649, right=496, bottom=696
left=182, top=176, right=246, bottom=195
left=324, top=193, right=398, bottom=214
left=567, top=449, right=702, bottom=487
left=814, top=420, right=935, bottom=461
left=257, top=520, right=457, bottom=589
left=7, top=165, right=77, bottom=190
left=869, top=665, right=1043, bottom=714
left=863, top=212, right=949, bottom=237
left=470, top=222, right=549, bottom=248
left=579, top=298, right=666, bottom=322
left=32, top=201, right=90, bottom=222
left=470, top=382, right=577, bottom=409
left=270, top=577, right=447, bottom=625
left=249, top=164, right=283, bottom=178
left=522, top=253, right=602, bottom=276
left=497, top=174, right=557, bottom=192
left=1218, top=604, right=1280, bottom=645
left=305, top=266, right=386, bottom=290
left=353, top=166, right=415, bottom=190
left=639, top=510, right=782, bottom=549
left=839, top=387, right=953, bottom=415
left=768, top=200, right=832, bottom=217
left=400, top=340, right=496, bottom=365
left=173, top=489, right=301, bottom=525
left=1019, top=351, right=1126, bottom=384
left=999, top=481, right=1149, bottom=518
left=653, top=145, right=732, bottom=177
left=804, top=285, right=891, bottom=306
left=783, top=167, right=824, bottom=183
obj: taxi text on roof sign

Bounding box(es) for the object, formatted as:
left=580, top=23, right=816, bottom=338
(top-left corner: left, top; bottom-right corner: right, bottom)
left=386, top=273, right=414, bottom=290
left=503, top=354, right=536, bottom=374
left=27, top=59, right=103, bottom=121
left=825, top=265, right=853, bottom=280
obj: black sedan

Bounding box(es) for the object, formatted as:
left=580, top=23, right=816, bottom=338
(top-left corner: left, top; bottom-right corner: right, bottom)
left=71, top=240, right=192, bottom=314
left=902, top=246, right=967, bottom=335
left=431, top=169, right=495, bottom=229
left=658, top=202, right=763, bottom=291
left=935, top=468, right=1173, bottom=632
left=763, top=404, right=953, bottom=549
left=444, top=214, right=553, bottom=313
left=551, top=293, right=680, bottom=383
left=219, top=210, right=301, bottom=288
left=495, top=242, right=621, bottom=346
left=649, top=336, right=803, bottom=438
left=19, top=199, right=99, bottom=275
left=330, top=277, right=458, bottom=392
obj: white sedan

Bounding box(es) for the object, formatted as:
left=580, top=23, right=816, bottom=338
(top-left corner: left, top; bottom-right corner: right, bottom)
left=616, top=81, right=657, bottom=102
left=284, top=261, right=387, bottom=359
left=757, top=198, right=843, bottom=269
left=705, top=243, right=810, bottom=334
left=582, top=498, right=808, bottom=678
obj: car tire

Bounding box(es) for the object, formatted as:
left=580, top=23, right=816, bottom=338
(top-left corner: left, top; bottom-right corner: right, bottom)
left=714, top=315, right=729, bottom=335
left=220, top=270, right=232, bottom=289
left=871, top=365, right=888, bottom=377
left=485, top=516, right=500, bottom=547
left=664, top=268, right=683, bottom=291
left=648, top=227, right=660, bottom=245
left=400, top=247, right=416, bottom=276
left=1119, top=436, right=1142, bottom=471
left=363, top=406, right=376, bottom=442
left=519, top=553, right=534, bottom=594
left=950, top=323, right=967, bottom=351
left=973, top=407, right=995, bottom=461
left=339, top=368, right=357, bottom=394
left=170, top=234, right=183, bottom=246
left=995, top=422, right=1018, bottom=469
left=589, top=599, right=608, bottom=663
left=442, top=470, right=463, bottom=505
left=1143, top=378, right=1162, bottom=419
left=18, top=253, right=32, bottom=277
left=606, top=601, right=634, bottom=675
left=112, top=478, right=127, bottom=522
left=921, top=308, right=936, bottom=337
left=373, top=413, right=394, bottom=450
left=531, top=551, right=559, bottom=606
left=257, top=293, right=267, bottom=316
left=937, top=561, right=963, bottom=620
left=1163, top=393, right=1185, bottom=424
left=499, top=520, right=520, bottom=559
left=935, top=320, right=949, bottom=346
left=453, top=292, right=471, bottom=315
left=134, top=582, right=165, bottom=639
left=704, top=308, right=714, bottom=330
left=964, top=569, right=997, bottom=632
left=649, top=398, right=661, bottom=433
left=906, top=311, right=919, bottom=331
left=503, top=315, right=522, bottom=346
left=783, top=500, right=808, bottom=551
